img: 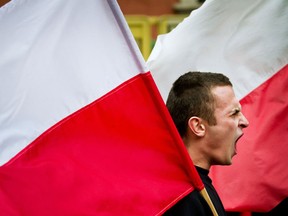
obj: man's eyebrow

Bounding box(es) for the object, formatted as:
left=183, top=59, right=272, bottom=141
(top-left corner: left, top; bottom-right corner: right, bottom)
left=231, top=106, right=241, bottom=113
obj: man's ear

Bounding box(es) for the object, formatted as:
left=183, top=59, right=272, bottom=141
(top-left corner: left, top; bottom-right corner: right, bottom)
left=187, top=116, right=205, bottom=137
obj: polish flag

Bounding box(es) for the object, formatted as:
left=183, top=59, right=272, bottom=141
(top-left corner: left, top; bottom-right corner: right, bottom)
left=147, top=0, right=288, bottom=212
left=0, top=0, right=204, bottom=215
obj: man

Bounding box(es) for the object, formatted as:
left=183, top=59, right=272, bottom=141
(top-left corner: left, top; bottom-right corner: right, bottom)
left=164, top=71, right=249, bottom=216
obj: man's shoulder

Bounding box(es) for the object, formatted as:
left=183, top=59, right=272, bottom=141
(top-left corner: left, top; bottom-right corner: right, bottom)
left=163, top=190, right=214, bottom=216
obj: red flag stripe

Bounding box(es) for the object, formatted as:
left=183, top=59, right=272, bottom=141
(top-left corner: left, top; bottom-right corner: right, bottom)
left=211, top=64, right=288, bottom=212
left=0, top=73, right=201, bottom=215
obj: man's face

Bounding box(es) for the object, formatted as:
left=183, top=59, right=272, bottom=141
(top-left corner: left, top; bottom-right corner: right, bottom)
left=205, top=85, right=249, bottom=165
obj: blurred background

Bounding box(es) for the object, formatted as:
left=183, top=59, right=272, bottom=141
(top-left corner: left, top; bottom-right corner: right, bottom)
left=118, top=0, right=205, bottom=60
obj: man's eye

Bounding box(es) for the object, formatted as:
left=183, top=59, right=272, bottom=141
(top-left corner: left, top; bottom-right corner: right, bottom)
left=232, top=109, right=240, bottom=116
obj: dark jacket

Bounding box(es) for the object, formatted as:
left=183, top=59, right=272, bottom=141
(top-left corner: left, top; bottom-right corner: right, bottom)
left=163, top=166, right=226, bottom=216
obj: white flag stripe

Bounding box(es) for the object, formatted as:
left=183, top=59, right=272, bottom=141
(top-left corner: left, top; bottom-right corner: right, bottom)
left=147, top=0, right=288, bottom=101
left=0, top=0, right=146, bottom=165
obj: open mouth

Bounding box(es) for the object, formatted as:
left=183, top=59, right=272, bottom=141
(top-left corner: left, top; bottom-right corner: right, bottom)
left=236, top=133, right=244, bottom=143
left=234, top=133, right=244, bottom=154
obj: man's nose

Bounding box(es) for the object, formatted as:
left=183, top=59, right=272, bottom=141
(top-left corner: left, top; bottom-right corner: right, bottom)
left=239, top=113, right=249, bottom=128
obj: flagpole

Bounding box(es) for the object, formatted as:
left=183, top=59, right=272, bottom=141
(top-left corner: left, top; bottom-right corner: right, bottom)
left=200, top=188, right=219, bottom=216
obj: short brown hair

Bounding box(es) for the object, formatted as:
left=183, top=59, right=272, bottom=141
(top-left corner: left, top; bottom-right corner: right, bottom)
left=166, top=71, right=232, bottom=137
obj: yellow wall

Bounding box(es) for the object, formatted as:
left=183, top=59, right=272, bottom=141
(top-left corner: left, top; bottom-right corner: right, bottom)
left=125, top=15, right=188, bottom=60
